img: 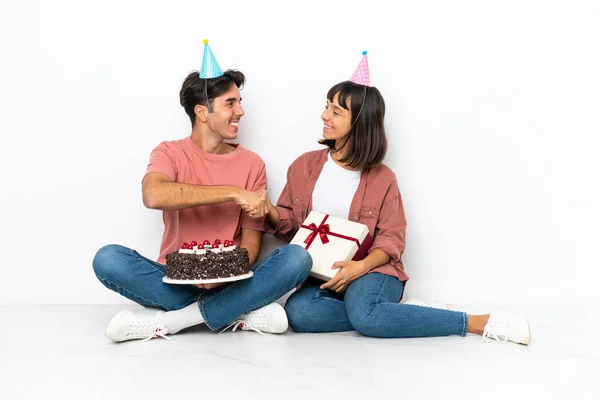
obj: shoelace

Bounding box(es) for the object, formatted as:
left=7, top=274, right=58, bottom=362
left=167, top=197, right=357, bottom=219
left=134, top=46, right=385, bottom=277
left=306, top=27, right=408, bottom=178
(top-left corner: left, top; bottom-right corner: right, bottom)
left=142, top=327, right=171, bottom=342
left=219, top=320, right=264, bottom=335
left=482, top=329, right=508, bottom=343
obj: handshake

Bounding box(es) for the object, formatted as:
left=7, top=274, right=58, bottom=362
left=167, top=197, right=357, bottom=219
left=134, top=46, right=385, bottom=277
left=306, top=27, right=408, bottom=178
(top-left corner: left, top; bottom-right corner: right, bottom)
left=236, top=189, right=272, bottom=219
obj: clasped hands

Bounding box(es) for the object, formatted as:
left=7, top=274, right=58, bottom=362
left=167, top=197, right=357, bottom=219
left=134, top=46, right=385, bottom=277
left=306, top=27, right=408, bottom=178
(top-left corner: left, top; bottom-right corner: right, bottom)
left=235, top=189, right=370, bottom=293
left=236, top=189, right=271, bottom=219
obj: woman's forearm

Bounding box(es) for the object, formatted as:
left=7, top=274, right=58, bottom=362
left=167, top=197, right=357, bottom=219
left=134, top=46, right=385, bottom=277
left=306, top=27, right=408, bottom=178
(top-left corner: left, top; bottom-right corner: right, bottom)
left=266, top=204, right=280, bottom=228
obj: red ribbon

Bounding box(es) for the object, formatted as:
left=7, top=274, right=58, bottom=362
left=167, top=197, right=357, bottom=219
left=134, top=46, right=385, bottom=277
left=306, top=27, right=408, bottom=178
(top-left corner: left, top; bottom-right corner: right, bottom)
left=303, top=222, right=331, bottom=245
left=301, top=214, right=361, bottom=250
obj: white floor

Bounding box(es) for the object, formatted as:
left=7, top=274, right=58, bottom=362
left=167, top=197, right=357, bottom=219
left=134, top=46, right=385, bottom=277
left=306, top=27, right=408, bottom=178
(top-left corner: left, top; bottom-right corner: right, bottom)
left=1, top=304, right=598, bottom=400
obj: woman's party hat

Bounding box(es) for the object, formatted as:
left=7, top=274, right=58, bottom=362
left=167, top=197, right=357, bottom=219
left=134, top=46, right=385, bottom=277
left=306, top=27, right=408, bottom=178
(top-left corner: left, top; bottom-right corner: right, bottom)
left=349, top=51, right=370, bottom=86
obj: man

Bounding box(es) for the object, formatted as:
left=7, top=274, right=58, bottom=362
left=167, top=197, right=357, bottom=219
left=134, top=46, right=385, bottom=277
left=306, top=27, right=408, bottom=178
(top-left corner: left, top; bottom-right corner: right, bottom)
left=93, top=40, right=311, bottom=342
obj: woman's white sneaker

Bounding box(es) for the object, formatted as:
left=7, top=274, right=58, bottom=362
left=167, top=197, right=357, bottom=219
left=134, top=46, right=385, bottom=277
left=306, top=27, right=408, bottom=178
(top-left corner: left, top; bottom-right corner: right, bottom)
left=483, top=313, right=530, bottom=345
left=105, top=309, right=169, bottom=342
left=403, top=298, right=449, bottom=310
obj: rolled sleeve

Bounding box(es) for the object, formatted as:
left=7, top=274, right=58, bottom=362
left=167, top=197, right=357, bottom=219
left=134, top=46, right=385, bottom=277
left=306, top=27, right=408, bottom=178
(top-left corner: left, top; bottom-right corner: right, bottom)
left=370, top=184, right=407, bottom=269
left=266, top=168, right=298, bottom=241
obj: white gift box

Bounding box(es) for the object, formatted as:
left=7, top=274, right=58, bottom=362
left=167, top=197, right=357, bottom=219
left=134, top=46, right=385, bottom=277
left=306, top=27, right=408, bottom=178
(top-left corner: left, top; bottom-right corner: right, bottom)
left=290, top=211, right=373, bottom=281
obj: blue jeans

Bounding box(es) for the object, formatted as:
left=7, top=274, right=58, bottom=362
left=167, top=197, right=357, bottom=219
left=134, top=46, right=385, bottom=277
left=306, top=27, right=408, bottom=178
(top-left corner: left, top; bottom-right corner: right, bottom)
left=284, top=272, right=468, bottom=338
left=92, top=244, right=312, bottom=331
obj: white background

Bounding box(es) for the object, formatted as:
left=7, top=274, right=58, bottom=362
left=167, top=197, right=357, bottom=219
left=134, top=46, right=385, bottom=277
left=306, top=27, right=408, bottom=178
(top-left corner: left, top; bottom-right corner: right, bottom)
left=1, top=0, right=598, bottom=306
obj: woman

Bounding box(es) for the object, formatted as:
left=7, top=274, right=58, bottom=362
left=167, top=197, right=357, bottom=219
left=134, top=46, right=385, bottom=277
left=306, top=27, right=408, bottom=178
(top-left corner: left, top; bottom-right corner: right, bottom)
left=247, top=54, right=530, bottom=344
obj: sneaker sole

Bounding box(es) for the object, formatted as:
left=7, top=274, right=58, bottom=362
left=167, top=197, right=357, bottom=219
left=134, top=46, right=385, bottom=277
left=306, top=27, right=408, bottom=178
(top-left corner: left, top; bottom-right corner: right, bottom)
left=522, top=314, right=531, bottom=345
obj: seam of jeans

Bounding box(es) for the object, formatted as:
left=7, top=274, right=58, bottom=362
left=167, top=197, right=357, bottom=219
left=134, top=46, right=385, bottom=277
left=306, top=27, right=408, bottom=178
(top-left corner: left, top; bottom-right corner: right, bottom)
left=461, top=312, right=468, bottom=336
left=98, top=277, right=164, bottom=309
left=196, top=300, right=213, bottom=330
left=374, top=275, right=389, bottom=305
left=132, top=250, right=167, bottom=272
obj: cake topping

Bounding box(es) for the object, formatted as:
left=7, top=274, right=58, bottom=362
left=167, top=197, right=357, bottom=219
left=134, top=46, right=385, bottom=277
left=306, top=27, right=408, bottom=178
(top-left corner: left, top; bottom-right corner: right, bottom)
left=179, top=242, right=195, bottom=254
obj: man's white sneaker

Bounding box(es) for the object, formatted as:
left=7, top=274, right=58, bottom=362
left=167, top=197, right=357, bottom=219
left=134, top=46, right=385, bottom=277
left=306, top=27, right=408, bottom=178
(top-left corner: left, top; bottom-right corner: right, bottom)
left=483, top=313, right=530, bottom=345
left=403, top=298, right=449, bottom=310
left=105, top=309, right=170, bottom=342
left=220, top=303, right=288, bottom=335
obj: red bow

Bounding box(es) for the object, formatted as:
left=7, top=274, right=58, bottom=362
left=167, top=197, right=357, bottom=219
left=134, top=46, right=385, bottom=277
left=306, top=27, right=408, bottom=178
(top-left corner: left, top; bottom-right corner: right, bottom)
left=304, top=222, right=331, bottom=245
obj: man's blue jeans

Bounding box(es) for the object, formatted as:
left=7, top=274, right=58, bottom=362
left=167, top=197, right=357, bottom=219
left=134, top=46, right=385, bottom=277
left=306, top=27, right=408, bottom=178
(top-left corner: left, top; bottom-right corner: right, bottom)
left=284, top=272, right=468, bottom=338
left=93, top=244, right=312, bottom=331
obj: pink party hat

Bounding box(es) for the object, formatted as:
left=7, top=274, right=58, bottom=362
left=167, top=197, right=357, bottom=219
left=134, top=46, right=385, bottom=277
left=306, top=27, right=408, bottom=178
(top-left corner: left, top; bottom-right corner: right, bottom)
left=349, top=51, right=370, bottom=86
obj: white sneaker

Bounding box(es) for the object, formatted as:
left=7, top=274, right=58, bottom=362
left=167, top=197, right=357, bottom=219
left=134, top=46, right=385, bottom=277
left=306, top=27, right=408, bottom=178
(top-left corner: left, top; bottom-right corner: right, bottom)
left=220, top=303, right=289, bottom=335
left=402, top=298, right=427, bottom=307
left=430, top=300, right=450, bottom=310
left=483, top=313, right=530, bottom=345
left=403, top=298, right=449, bottom=310
left=105, top=309, right=170, bottom=342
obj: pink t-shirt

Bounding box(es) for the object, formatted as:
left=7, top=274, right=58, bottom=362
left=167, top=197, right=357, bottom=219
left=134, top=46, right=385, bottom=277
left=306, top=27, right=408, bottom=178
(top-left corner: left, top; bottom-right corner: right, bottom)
left=144, top=137, right=267, bottom=264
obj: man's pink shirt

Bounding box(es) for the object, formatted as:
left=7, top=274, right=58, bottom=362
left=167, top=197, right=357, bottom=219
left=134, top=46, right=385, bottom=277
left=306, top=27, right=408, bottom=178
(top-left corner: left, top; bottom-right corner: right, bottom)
left=144, top=137, right=266, bottom=264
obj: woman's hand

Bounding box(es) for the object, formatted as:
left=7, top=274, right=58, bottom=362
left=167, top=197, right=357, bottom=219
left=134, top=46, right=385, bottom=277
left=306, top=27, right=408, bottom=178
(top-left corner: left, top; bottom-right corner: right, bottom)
left=236, top=189, right=268, bottom=218
left=320, top=260, right=369, bottom=293
left=241, top=190, right=270, bottom=219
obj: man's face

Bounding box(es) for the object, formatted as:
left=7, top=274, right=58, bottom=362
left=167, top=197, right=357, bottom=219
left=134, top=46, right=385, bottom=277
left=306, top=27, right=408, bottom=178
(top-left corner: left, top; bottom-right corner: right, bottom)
left=208, top=84, right=245, bottom=140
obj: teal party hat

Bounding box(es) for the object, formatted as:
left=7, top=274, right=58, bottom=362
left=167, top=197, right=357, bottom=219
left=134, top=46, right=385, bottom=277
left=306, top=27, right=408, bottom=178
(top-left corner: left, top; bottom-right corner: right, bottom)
left=199, top=39, right=223, bottom=79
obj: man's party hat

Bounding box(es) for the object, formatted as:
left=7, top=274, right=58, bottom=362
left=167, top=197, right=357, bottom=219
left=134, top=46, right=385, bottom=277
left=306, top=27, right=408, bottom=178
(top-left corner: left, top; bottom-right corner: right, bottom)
left=199, top=39, right=223, bottom=79
left=349, top=51, right=370, bottom=86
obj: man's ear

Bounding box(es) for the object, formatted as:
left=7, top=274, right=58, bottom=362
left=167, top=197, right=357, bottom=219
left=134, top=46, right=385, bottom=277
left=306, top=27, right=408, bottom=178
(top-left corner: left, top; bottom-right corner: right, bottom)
left=194, top=104, right=209, bottom=123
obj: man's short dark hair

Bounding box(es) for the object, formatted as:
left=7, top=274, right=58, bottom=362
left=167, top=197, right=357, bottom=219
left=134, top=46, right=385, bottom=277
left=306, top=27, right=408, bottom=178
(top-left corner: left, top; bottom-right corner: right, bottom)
left=179, top=69, right=245, bottom=126
left=319, top=81, right=387, bottom=170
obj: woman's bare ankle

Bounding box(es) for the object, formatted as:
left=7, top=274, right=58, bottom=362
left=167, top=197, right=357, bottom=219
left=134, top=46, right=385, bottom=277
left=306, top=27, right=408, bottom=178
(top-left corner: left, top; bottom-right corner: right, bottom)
left=467, top=314, right=490, bottom=334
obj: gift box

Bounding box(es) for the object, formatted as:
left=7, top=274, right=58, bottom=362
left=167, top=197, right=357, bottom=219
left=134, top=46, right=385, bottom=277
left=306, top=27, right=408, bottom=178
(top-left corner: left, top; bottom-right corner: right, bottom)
left=290, top=211, right=373, bottom=281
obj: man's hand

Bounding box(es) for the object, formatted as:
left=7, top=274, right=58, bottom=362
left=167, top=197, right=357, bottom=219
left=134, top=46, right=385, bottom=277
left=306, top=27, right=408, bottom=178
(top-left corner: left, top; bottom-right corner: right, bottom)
left=320, top=260, right=369, bottom=293
left=240, top=190, right=270, bottom=219
left=194, top=282, right=227, bottom=290
left=236, top=189, right=268, bottom=218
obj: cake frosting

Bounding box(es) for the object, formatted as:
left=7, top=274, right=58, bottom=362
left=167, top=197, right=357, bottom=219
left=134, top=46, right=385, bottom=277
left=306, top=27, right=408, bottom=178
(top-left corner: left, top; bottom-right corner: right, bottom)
left=165, top=239, right=250, bottom=280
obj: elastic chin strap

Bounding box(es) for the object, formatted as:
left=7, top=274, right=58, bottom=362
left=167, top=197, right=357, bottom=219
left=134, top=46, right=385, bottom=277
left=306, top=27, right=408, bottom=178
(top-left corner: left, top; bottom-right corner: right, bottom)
left=350, top=85, right=367, bottom=128
left=204, top=78, right=221, bottom=136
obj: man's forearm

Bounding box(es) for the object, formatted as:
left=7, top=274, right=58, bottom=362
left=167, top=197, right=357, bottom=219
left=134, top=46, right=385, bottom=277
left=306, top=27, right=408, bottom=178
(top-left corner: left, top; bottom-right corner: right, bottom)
left=240, top=232, right=262, bottom=266
left=243, top=244, right=260, bottom=266
left=143, top=182, right=240, bottom=211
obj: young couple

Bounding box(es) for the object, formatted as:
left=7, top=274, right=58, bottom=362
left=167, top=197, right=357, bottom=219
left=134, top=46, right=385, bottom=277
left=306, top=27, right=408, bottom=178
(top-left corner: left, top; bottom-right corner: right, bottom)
left=92, top=43, right=530, bottom=345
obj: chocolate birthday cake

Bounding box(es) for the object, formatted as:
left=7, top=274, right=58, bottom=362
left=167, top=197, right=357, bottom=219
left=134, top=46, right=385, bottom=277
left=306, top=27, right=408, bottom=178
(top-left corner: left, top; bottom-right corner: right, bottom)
left=165, top=239, right=250, bottom=280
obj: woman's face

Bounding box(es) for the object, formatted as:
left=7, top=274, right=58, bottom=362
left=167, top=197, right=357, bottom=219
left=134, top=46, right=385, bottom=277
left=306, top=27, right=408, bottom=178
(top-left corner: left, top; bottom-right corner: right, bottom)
left=321, top=92, right=352, bottom=142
